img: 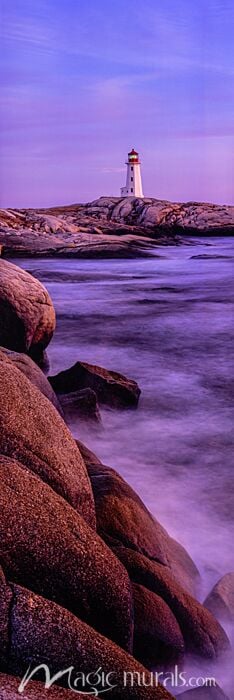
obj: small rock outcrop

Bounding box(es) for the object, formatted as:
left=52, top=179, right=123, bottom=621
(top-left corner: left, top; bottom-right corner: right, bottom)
left=59, top=388, right=101, bottom=423
left=0, top=259, right=56, bottom=361
left=49, top=360, right=141, bottom=409
left=204, top=573, right=234, bottom=623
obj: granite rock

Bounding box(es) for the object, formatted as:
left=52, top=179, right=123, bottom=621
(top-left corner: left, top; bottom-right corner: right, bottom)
left=0, top=456, right=132, bottom=650
left=112, top=546, right=229, bottom=660
left=87, top=460, right=200, bottom=595
left=0, top=570, right=174, bottom=699
left=50, top=360, right=141, bottom=409
left=204, top=573, right=234, bottom=624
left=0, top=351, right=95, bottom=528
left=0, top=259, right=55, bottom=360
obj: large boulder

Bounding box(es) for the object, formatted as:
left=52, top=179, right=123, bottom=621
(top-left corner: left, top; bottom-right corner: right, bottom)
left=0, top=259, right=55, bottom=361
left=0, top=347, right=62, bottom=413
left=0, top=674, right=91, bottom=699
left=87, top=460, right=200, bottom=595
left=204, top=573, right=234, bottom=624
left=132, top=583, right=184, bottom=667
left=0, top=571, right=174, bottom=700
left=0, top=456, right=133, bottom=651
left=49, top=360, right=141, bottom=409
left=0, top=351, right=95, bottom=528
left=112, top=546, right=229, bottom=660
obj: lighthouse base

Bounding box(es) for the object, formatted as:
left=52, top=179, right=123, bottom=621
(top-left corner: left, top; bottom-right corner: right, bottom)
left=120, top=186, right=134, bottom=197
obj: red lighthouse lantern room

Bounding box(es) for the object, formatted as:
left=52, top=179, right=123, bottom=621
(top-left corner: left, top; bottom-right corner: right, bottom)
left=128, top=148, right=140, bottom=164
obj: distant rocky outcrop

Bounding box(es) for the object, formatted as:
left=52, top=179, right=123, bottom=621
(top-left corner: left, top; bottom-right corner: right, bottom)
left=0, top=196, right=233, bottom=258
left=84, top=197, right=234, bottom=235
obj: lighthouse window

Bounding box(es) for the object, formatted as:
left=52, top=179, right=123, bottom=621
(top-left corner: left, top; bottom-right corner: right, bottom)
left=131, top=188, right=133, bottom=192
left=131, top=177, right=133, bottom=181
left=131, top=167, right=133, bottom=171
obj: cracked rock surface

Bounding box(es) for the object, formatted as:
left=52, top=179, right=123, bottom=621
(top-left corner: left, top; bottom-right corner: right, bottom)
left=1, top=196, right=232, bottom=259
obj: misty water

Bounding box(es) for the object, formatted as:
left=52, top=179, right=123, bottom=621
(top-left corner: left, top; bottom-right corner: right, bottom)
left=18, top=238, right=234, bottom=694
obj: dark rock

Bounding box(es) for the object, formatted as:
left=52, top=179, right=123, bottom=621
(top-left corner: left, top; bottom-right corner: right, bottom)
left=34, top=348, right=50, bottom=372
left=0, top=568, right=12, bottom=661
left=0, top=571, right=174, bottom=699
left=178, top=684, right=230, bottom=700
left=112, top=546, right=229, bottom=660
left=49, top=360, right=141, bottom=409
left=0, top=456, right=132, bottom=650
left=0, top=229, right=155, bottom=258
left=132, top=582, right=184, bottom=667
left=0, top=351, right=95, bottom=528
left=0, top=259, right=55, bottom=360
left=76, top=438, right=102, bottom=466
left=0, top=348, right=62, bottom=413
left=190, top=254, right=233, bottom=259
left=204, top=573, right=234, bottom=624
left=59, top=388, right=101, bottom=423
left=87, top=460, right=200, bottom=595
left=0, top=673, right=88, bottom=699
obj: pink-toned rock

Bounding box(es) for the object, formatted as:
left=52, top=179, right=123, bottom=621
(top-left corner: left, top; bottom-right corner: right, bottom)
left=132, top=583, right=184, bottom=667
left=0, top=347, right=62, bottom=413
left=0, top=259, right=55, bottom=360
left=112, top=545, right=229, bottom=660
left=0, top=569, right=174, bottom=700
left=0, top=674, right=89, bottom=699
left=76, top=438, right=102, bottom=466
left=0, top=456, right=132, bottom=650
left=87, top=460, right=200, bottom=596
left=0, top=351, right=95, bottom=528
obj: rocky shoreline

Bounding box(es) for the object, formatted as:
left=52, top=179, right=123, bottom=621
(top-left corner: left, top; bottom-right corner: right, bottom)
left=0, top=197, right=233, bottom=259
left=0, top=258, right=233, bottom=699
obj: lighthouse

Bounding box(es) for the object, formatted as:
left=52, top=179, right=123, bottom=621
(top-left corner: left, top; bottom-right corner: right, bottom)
left=121, top=148, right=144, bottom=198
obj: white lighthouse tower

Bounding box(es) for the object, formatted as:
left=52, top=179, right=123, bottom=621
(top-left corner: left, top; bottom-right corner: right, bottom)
left=121, top=148, right=144, bottom=198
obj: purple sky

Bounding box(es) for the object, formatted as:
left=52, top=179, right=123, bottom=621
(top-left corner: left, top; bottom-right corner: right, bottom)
left=0, top=0, right=234, bottom=207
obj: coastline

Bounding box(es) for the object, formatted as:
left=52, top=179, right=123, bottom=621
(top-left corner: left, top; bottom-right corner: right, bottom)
left=0, top=227, right=233, bottom=699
